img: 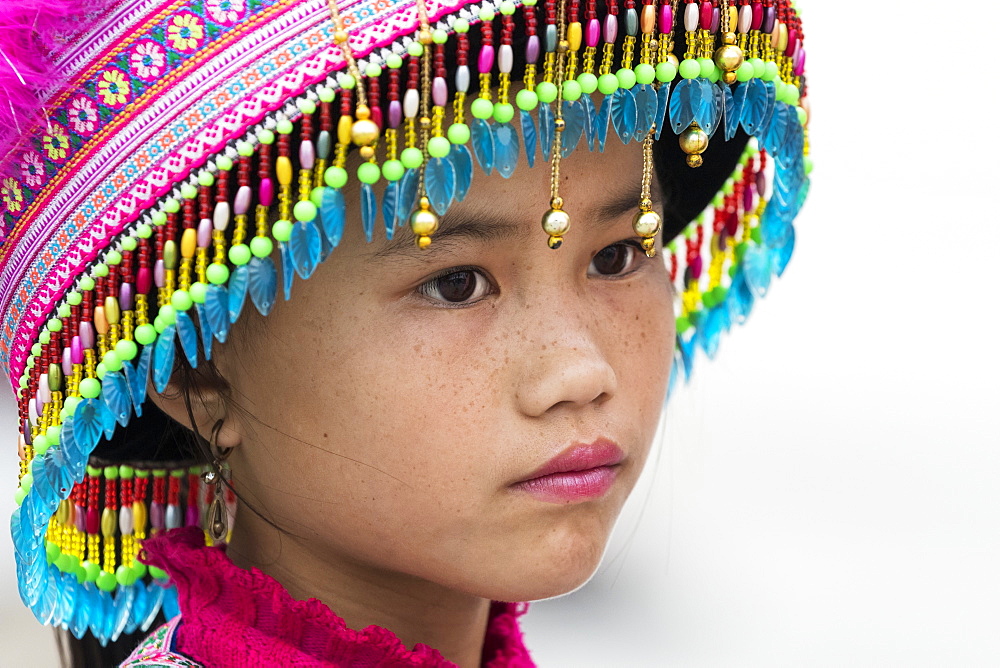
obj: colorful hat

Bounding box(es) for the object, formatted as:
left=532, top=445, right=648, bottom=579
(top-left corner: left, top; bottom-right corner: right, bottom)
left=1, top=0, right=810, bottom=645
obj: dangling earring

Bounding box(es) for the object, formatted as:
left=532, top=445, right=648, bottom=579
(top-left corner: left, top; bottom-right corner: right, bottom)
left=202, top=421, right=233, bottom=543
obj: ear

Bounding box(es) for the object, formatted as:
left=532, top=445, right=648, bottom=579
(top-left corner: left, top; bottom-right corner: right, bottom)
left=146, top=371, right=242, bottom=452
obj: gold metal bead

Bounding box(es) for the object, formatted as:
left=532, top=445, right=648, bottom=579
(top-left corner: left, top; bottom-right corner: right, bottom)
left=419, top=116, right=431, bottom=130
left=359, top=146, right=375, bottom=160
left=350, top=119, right=380, bottom=147
left=713, top=44, right=744, bottom=73
left=722, top=31, right=737, bottom=46
left=542, top=208, right=571, bottom=237
left=547, top=236, right=564, bottom=250
left=419, top=29, right=433, bottom=45
left=667, top=53, right=679, bottom=68
left=554, top=118, right=566, bottom=132
left=416, top=235, right=433, bottom=249
left=633, top=210, right=661, bottom=238
left=640, top=238, right=657, bottom=258
left=334, top=30, right=348, bottom=44
left=557, top=40, right=570, bottom=53
left=679, top=123, right=709, bottom=155
left=722, top=71, right=738, bottom=85
left=355, top=105, right=371, bottom=121
left=410, top=197, right=440, bottom=238
left=686, top=154, right=704, bottom=168
left=550, top=196, right=564, bottom=209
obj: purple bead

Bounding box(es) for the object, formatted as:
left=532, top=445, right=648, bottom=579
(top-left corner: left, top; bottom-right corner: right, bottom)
left=234, top=185, right=252, bottom=215
left=478, top=44, right=494, bottom=74
left=154, top=259, right=165, bottom=289
left=743, top=185, right=754, bottom=212
left=62, top=347, right=73, bottom=377
left=75, top=505, right=86, bottom=533
left=119, top=282, right=134, bottom=312
left=151, top=501, right=164, bottom=530
left=389, top=100, right=402, bottom=129
left=79, top=322, right=94, bottom=350
left=299, top=139, right=315, bottom=170
left=710, top=7, right=720, bottom=33
left=586, top=19, right=600, bottom=48
left=433, top=76, right=448, bottom=107
left=756, top=171, right=768, bottom=200
left=793, top=46, right=806, bottom=77
left=197, top=217, right=213, bottom=248
left=603, top=14, right=617, bottom=43
left=186, top=505, right=201, bottom=527
left=761, top=7, right=776, bottom=34
left=689, top=254, right=703, bottom=280
left=700, top=2, right=713, bottom=30
left=259, top=177, right=274, bottom=207
left=526, top=35, right=540, bottom=64
left=71, top=336, right=83, bottom=365
left=659, top=6, right=672, bottom=34
left=21, top=419, right=31, bottom=446
left=34, top=393, right=43, bottom=418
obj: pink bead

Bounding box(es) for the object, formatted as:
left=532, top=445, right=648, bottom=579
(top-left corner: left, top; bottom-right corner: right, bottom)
left=793, top=46, right=806, bottom=77
left=785, top=29, right=798, bottom=56
left=433, top=76, right=448, bottom=107
left=86, top=507, right=99, bottom=535
left=198, top=217, right=213, bottom=248
left=71, top=336, right=83, bottom=365
left=151, top=502, right=164, bottom=530
left=751, top=2, right=763, bottom=30
left=689, top=254, right=703, bottom=280
left=526, top=35, right=540, bottom=64
left=700, top=2, right=713, bottom=30
left=370, top=105, right=383, bottom=130
left=659, top=6, right=672, bottom=34
left=234, top=185, right=252, bottom=215
left=259, top=177, right=274, bottom=207
left=299, top=139, right=315, bottom=170
left=604, top=14, right=618, bottom=43
left=62, top=347, right=73, bottom=377
left=154, top=259, right=165, bottom=289
left=79, top=322, right=94, bottom=350
left=478, top=44, right=494, bottom=74
left=586, top=18, right=600, bottom=47
left=185, top=505, right=201, bottom=527
left=137, top=266, right=152, bottom=294
left=388, top=100, right=402, bottom=129
left=119, top=282, right=134, bottom=311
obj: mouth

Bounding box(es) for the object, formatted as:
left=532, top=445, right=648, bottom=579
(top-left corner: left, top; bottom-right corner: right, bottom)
left=511, top=440, right=625, bottom=504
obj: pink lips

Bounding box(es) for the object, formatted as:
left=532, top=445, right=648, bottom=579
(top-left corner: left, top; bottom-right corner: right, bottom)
left=512, top=440, right=624, bottom=504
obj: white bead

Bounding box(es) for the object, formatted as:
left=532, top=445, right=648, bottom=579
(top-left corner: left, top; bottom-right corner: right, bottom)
left=213, top=202, right=230, bottom=231
left=738, top=6, right=752, bottom=33
left=166, top=504, right=181, bottom=530
left=684, top=3, right=699, bottom=32
left=498, top=44, right=513, bottom=74
left=403, top=88, right=420, bottom=118
left=455, top=65, right=470, bottom=93
left=119, top=506, right=134, bottom=535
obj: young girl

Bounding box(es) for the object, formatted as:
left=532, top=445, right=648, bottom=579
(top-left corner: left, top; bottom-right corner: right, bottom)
left=1, top=0, right=809, bottom=665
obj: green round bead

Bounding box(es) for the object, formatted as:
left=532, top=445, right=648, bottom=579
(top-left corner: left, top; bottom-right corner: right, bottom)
left=698, top=58, right=715, bottom=79
left=616, top=68, right=637, bottom=89
left=749, top=57, right=765, bottom=79
left=104, top=465, right=119, bottom=480
left=406, top=42, right=424, bottom=57
left=577, top=72, right=598, bottom=94
left=276, top=119, right=294, bottom=135
left=762, top=61, right=779, bottom=81
left=432, top=29, right=448, bottom=44
left=95, top=362, right=106, bottom=380
left=163, top=198, right=181, bottom=213
left=46, top=542, right=60, bottom=564
left=250, top=236, right=274, bottom=258
left=338, top=73, right=356, bottom=89
left=92, top=263, right=109, bottom=278
left=19, top=472, right=32, bottom=491
left=67, top=291, right=82, bottom=306
left=105, top=249, right=122, bottom=265
left=797, top=106, right=808, bottom=126
left=804, top=156, right=814, bottom=175
left=13, top=487, right=26, bottom=506
left=228, top=244, right=250, bottom=266
left=385, top=53, right=404, bottom=68
left=189, top=281, right=208, bottom=304
left=158, top=304, right=177, bottom=326
left=400, top=147, right=424, bottom=169
left=198, top=172, right=215, bottom=187
left=96, top=570, right=117, bottom=592
left=453, top=18, right=469, bottom=33
left=655, top=62, right=677, bottom=83
left=180, top=183, right=198, bottom=200
left=236, top=140, right=255, bottom=156
left=116, top=339, right=138, bottom=362
left=679, top=58, right=701, bottom=79
left=45, top=425, right=60, bottom=445
left=536, top=81, right=558, bottom=103
left=293, top=200, right=318, bottom=222
left=324, top=166, right=348, bottom=188
left=364, top=63, right=382, bottom=78
left=135, top=324, right=157, bottom=346
left=428, top=136, right=452, bottom=158
left=103, top=350, right=123, bottom=372
left=676, top=316, right=691, bottom=334
left=149, top=566, right=168, bottom=581
left=31, top=343, right=41, bottom=356
left=272, top=219, right=293, bottom=243
left=79, top=377, right=101, bottom=399
left=635, top=63, right=655, bottom=85
left=310, top=186, right=326, bottom=206
left=736, top=61, right=754, bottom=82
left=57, top=303, right=71, bottom=318
left=170, top=290, right=193, bottom=312
left=152, top=315, right=165, bottom=333
left=560, top=80, right=582, bottom=102
left=33, top=434, right=50, bottom=456
left=382, top=159, right=405, bottom=181
left=133, top=562, right=147, bottom=579
left=471, top=97, right=494, bottom=119
left=136, top=223, right=153, bottom=238
left=357, top=161, right=381, bottom=184
left=708, top=66, right=720, bottom=83
left=597, top=73, right=619, bottom=95
left=47, top=317, right=61, bottom=332
left=515, top=88, right=539, bottom=111
left=81, top=560, right=100, bottom=583
left=121, top=236, right=137, bottom=251
left=447, top=123, right=471, bottom=145
left=79, top=276, right=95, bottom=291
left=216, top=155, right=234, bottom=171
left=55, top=552, right=76, bottom=574
left=116, top=565, right=138, bottom=587
left=785, top=84, right=800, bottom=105
left=479, top=7, right=495, bottom=21
left=209, top=260, right=234, bottom=284
left=493, top=102, right=515, bottom=124
left=499, top=0, right=516, bottom=15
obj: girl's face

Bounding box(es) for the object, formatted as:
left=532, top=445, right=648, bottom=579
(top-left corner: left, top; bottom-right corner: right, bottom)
left=213, top=137, right=675, bottom=603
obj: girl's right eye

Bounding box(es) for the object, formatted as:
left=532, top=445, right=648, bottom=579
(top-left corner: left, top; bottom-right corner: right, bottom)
left=416, top=268, right=493, bottom=306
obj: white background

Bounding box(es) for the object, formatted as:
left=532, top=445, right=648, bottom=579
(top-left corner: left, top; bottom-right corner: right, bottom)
left=2, top=0, right=998, bottom=665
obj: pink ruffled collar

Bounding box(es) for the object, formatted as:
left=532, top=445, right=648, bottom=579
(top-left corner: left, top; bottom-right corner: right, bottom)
left=140, top=527, right=535, bottom=667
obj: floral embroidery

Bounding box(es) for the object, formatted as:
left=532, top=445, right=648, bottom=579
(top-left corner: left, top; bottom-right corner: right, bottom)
left=68, top=96, right=99, bottom=134
left=167, top=14, right=205, bottom=52
left=19, top=153, right=45, bottom=189
left=206, top=0, right=246, bottom=24
left=1, top=178, right=24, bottom=214
left=42, top=127, right=70, bottom=161
left=97, top=69, right=131, bottom=107
left=130, top=41, right=167, bottom=80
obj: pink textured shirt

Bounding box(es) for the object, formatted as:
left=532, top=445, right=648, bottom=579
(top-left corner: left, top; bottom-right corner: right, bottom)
left=124, top=527, right=536, bottom=667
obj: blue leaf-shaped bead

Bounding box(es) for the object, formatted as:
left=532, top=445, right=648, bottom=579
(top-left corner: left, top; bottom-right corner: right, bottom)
left=425, top=157, right=456, bottom=215
left=580, top=93, right=598, bottom=147
left=450, top=144, right=473, bottom=201
left=69, top=582, right=90, bottom=639
left=494, top=122, right=521, bottom=178
left=561, top=100, right=586, bottom=157
left=669, top=79, right=698, bottom=134
left=741, top=78, right=775, bottom=137
left=677, top=332, right=697, bottom=381
left=381, top=180, right=399, bottom=240
left=361, top=183, right=376, bottom=243
left=725, top=81, right=747, bottom=141
left=773, top=225, right=795, bottom=277
left=111, top=583, right=135, bottom=642
left=140, top=581, right=165, bottom=632
left=741, top=243, right=773, bottom=298
left=153, top=325, right=176, bottom=394
left=654, top=82, right=671, bottom=140
left=633, top=84, right=657, bottom=141
left=130, top=342, right=153, bottom=416
left=610, top=88, right=638, bottom=145
left=279, top=242, right=294, bottom=301
left=594, top=96, right=611, bottom=151
left=695, top=78, right=720, bottom=137
left=125, top=580, right=147, bottom=635
left=58, top=416, right=84, bottom=478
left=248, top=256, right=278, bottom=316
left=698, top=306, right=726, bottom=360
left=204, top=285, right=230, bottom=343
left=94, top=588, right=114, bottom=645
left=539, top=102, right=554, bottom=161
left=471, top=118, right=495, bottom=174
left=520, top=109, right=538, bottom=168
left=727, top=269, right=755, bottom=325
left=101, top=370, right=131, bottom=428
left=290, top=220, right=321, bottom=279
left=762, top=102, right=790, bottom=156
left=397, top=169, right=420, bottom=232
left=71, top=399, right=105, bottom=455
left=194, top=303, right=213, bottom=363
left=228, top=264, right=249, bottom=323
left=161, top=585, right=180, bottom=622
left=320, top=187, right=346, bottom=250
left=175, top=311, right=199, bottom=370
left=99, top=396, right=117, bottom=440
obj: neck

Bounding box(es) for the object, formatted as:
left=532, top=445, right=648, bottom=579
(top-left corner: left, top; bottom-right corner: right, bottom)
left=227, top=511, right=492, bottom=668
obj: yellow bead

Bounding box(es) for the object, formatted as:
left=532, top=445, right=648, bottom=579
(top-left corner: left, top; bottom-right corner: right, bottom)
left=542, top=208, right=571, bottom=237
left=94, top=306, right=108, bottom=336
left=722, top=71, right=738, bottom=85
left=180, top=227, right=197, bottom=259
left=554, top=118, right=566, bottom=132
left=275, top=156, right=293, bottom=186
left=350, top=119, right=380, bottom=147
left=104, top=297, right=121, bottom=326
left=337, top=115, right=353, bottom=145
left=567, top=22, right=582, bottom=50
left=632, top=210, right=661, bottom=238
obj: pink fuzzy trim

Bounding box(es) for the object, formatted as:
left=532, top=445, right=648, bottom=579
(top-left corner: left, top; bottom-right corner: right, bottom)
left=0, top=0, right=107, bottom=172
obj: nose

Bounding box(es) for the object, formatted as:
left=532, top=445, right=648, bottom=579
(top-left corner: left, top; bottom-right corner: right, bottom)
left=513, top=298, right=618, bottom=418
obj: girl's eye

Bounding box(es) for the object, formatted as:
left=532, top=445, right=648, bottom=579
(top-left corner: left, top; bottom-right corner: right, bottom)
left=589, top=241, right=643, bottom=277
left=417, top=268, right=492, bottom=305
